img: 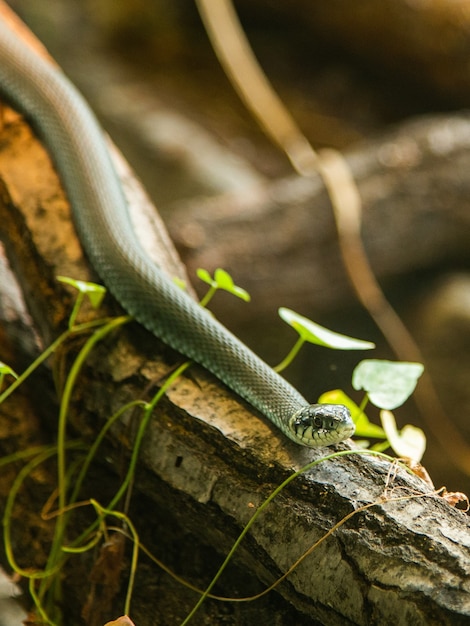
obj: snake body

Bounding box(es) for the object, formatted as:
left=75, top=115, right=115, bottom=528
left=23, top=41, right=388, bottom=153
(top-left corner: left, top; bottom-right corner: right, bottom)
left=0, top=21, right=354, bottom=447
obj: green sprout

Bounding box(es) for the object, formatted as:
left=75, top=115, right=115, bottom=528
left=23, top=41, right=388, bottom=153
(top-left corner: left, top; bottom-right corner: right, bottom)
left=57, top=276, right=107, bottom=328
left=174, top=268, right=250, bottom=309
left=197, top=268, right=250, bottom=308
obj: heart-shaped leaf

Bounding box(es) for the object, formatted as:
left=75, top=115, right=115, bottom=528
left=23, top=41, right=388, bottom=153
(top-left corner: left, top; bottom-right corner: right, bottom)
left=352, top=360, right=424, bottom=410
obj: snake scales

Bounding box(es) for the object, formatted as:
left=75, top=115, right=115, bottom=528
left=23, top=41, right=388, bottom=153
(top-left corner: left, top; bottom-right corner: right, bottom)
left=0, top=19, right=354, bottom=447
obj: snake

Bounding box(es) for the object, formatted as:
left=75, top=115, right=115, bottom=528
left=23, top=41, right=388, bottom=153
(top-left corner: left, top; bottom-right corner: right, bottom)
left=0, top=19, right=355, bottom=448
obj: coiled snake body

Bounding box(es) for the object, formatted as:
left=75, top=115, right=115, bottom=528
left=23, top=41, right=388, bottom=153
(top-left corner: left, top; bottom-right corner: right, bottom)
left=0, top=21, right=354, bottom=447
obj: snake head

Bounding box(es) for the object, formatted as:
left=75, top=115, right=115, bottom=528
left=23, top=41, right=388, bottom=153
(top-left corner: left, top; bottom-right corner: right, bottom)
left=289, top=404, right=355, bottom=447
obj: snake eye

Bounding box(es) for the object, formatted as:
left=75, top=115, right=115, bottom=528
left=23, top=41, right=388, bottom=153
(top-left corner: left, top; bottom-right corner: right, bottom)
left=313, top=416, right=323, bottom=429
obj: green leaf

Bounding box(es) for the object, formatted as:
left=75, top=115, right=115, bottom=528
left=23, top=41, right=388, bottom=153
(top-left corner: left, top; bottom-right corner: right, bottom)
left=214, top=268, right=234, bottom=290
left=215, top=268, right=251, bottom=301
left=230, top=285, right=250, bottom=302
left=352, top=360, right=424, bottom=410
left=57, top=276, right=106, bottom=309
left=380, top=410, right=426, bottom=461
left=0, top=362, right=18, bottom=379
left=196, top=268, right=214, bottom=287
left=278, top=308, right=375, bottom=350
left=197, top=268, right=251, bottom=302
left=319, top=389, right=386, bottom=438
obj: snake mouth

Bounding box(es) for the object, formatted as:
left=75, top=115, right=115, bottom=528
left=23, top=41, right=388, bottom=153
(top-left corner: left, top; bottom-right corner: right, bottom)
left=289, top=404, right=355, bottom=447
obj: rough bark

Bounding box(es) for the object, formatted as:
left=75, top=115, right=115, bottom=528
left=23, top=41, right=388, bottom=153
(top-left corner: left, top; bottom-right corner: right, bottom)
left=0, top=106, right=469, bottom=626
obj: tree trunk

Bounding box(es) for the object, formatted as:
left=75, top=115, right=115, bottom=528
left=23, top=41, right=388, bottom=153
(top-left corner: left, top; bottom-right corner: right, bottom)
left=0, top=102, right=469, bottom=626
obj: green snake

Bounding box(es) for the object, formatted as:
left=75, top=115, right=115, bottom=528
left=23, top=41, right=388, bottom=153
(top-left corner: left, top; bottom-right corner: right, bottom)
left=0, top=20, right=354, bottom=448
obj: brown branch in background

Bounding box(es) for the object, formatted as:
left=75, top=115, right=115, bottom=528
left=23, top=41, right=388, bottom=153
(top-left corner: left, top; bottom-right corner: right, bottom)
left=195, top=0, right=470, bottom=475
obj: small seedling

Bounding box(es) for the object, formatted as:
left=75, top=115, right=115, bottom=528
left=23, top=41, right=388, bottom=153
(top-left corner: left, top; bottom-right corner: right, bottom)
left=57, top=276, right=107, bottom=328
left=197, top=268, right=250, bottom=307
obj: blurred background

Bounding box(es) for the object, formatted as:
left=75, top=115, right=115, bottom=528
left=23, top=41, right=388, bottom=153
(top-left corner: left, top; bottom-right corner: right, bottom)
left=4, top=0, right=470, bottom=493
